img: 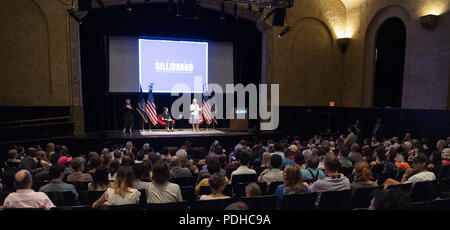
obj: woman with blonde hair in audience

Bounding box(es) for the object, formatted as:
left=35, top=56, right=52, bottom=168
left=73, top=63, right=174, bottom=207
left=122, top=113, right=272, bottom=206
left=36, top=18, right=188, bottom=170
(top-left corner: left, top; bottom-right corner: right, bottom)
left=125, top=141, right=134, bottom=155
left=200, top=173, right=231, bottom=200
left=275, top=164, right=308, bottom=199
left=350, top=161, right=378, bottom=193
left=245, top=183, right=262, bottom=198
left=92, top=166, right=140, bottom=207
left=46, top=142, right=55, bottom=157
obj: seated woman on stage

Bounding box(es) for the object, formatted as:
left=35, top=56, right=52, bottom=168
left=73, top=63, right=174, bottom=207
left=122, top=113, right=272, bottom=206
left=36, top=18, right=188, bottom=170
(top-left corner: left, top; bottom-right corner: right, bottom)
left=190, top=98, right=202, bottom=132
left=161, top=107, right=174, bottom=132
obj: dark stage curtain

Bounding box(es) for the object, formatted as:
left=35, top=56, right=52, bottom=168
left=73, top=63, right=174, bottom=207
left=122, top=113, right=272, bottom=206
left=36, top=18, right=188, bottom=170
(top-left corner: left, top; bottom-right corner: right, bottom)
left=80, top=4, right=262, bottom=132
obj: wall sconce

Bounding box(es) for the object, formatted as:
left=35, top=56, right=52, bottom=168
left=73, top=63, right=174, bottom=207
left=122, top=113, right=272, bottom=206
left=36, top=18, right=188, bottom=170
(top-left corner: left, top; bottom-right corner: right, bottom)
left=337, top=38, right=350, bottom=53
left=420, top=14, right=439, bottom=30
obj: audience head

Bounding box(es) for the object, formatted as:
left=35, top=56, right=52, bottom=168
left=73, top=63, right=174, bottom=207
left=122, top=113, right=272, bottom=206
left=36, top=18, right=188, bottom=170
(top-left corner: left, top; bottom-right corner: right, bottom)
left=294, top=152, right=305, bottom=166
left=442, top=148, right=450, bottom=161
left=152, top=161, right=170, bottom=184
left=261, top=152, right=271, bottom=166
left=14, top=170, right=32, bottom=190
left=245, top=183, right=261, bottom=198
left=113, top=150, right=122, bottom=159
left=8, top=149, right=18, bottom=160
left=274, top=143, right=283, bottom=152
left=340, top=146, right=350, bottom=157
left=411, top=154, right=428, bottom=173
left=225, top=201, right=249, bottom=210
left=121, top=155, right=134, bottom=166
left=46, top=142, right=55, bottom=154
left=283, top=164, right=304, bottom=193
left=71, top=157, right=85, bottom=173
left=92, top=166, right=110, bottom=189
left=306, top=154, right=320, bottom=169
left=113, top=166, right=136, bottom=196
left=175, top=149, right=188, bottom=159
left=269, top=154, right=282, bottom=169
left=239, top=151, right=251, bottom=166
left=109, top=159, right=121, bottom=176
left=354, top=161, right=373, bottom=182
left=437, top=139, right=447, bottom=151
left=49, top=164, right=65, bottom=181
left=351, top=143, right=360, bottom=153
left=169, top=156, right=182, bottom=168
left=375, top=146, right=387, bottom=161
left=208, top=173, right=227, bottom=194
left=136, top=151, right=144, bottom=161
left=207, top=156, right=221, bottom=175
left=324, top=154, right=340, bottom=174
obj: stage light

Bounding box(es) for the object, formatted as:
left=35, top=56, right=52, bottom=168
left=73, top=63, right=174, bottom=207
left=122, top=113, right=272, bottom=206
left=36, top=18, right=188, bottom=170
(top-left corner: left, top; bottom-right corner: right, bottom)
left=337, top=38, right=350, bottom=53
left=233, top=2, right=238, bottom=20
left=220, top=1, right=226, bottom=20
left=278, top=25, right=290, bottom=38
left=420, top=14, right=439, bottom=30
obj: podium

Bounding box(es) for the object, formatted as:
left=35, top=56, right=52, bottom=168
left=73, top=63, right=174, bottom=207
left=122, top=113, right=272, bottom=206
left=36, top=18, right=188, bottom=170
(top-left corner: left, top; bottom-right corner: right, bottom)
left=229, top=108, right=248, bottom=131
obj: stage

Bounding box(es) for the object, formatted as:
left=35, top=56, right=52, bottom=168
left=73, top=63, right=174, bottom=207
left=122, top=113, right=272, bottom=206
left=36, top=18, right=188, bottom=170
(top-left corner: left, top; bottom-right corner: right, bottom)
left=62, top=128, right=283, bottom=155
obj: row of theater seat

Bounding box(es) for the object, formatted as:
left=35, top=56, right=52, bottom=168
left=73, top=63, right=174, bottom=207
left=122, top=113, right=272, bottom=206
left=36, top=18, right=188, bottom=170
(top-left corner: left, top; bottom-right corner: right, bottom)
left=2, top=177, right=450, bottom=210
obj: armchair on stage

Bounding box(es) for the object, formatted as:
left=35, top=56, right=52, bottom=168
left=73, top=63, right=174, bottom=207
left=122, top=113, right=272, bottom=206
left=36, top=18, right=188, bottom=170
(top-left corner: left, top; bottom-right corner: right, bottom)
left=157, top=114, right=204, bottom=128
left=157, top=114, right=175, bottom=127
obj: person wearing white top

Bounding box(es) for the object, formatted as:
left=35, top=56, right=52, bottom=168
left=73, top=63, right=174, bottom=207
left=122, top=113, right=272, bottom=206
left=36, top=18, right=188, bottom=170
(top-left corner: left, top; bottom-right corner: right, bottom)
left=190, top=98, right=202, bottom=132
left=230, top=152, right=256, bottom=182
left=382, top=154, right=436, bottom=189
left=92, top=166, right=140, bottom=208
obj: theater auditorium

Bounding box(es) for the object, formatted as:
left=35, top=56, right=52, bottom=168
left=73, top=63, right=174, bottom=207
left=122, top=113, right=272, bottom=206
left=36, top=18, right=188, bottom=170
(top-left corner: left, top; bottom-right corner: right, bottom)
left=0, top=0, right=450, bottom=214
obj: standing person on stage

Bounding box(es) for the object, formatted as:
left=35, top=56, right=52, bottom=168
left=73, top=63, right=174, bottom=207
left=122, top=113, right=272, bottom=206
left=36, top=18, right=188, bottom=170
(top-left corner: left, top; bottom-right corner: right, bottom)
left=161, top=107, right=174, bottom=132
left=190, top=98, right=202, bottom=132
left=123, top=99, right=134, bottom=134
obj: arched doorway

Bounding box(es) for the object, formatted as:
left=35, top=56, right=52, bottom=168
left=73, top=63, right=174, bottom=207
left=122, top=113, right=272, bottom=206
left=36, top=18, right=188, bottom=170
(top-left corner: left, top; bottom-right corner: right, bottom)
left=373, top=17, right=406, bottom=108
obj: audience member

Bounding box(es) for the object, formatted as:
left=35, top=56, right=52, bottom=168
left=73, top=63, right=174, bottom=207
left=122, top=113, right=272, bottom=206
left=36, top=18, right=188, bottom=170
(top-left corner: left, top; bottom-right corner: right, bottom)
left=301, top=155, right=326, bottom=183
left=310, top=154, right=350, bottom=192
left=200, top=173, right=230, bottom=200
left=275, top=165, right=308, bottom=199
left=146, top=161, right=182, bottom=203
left=351, top=161, right=378, bottom=192
left=88, top=166, right=110, bottom=191
left=245, top=183, right=262, bottom=197
left=39, top=164, right=78, bottom=200
left=383, top=154, right=436, bottom=189
left=1, top=170, right=54, bottom=210
left=230, top=151, right=256, bottom=181
left=92, top=166, right=140, bottom=207
left=259, top=154, right=283, bottom=184
left=169, top=156, right=193, bottom=178
left=67, top=157, right=93, bottom=183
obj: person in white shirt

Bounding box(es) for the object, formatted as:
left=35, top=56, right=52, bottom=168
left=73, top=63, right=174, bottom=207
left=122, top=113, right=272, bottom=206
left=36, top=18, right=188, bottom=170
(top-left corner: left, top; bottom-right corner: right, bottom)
left=383, top=154, right=436, bottom=190
left=231, top=152, right=256, bottom=182
left=1, top=170, right=54, bottom=210
left=92, top=166, right=140, bottom=208
left=190, top=98, right=202, bottom=132
left=259, top=154, right=283, bottom=185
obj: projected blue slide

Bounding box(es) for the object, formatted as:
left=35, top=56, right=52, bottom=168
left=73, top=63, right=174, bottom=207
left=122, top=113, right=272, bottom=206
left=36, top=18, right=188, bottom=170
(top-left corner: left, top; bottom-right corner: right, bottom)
left=139, top=37, right=208, bottom=93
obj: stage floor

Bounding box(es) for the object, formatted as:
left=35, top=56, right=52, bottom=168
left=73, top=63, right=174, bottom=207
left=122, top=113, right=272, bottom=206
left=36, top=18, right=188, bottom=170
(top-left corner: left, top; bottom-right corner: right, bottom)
left=75, top=128, right=281, bottom=140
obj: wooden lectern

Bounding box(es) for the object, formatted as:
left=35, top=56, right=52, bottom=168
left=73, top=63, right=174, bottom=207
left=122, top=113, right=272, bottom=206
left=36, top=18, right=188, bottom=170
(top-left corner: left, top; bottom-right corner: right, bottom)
left=229, top=108, right=248, bottom=131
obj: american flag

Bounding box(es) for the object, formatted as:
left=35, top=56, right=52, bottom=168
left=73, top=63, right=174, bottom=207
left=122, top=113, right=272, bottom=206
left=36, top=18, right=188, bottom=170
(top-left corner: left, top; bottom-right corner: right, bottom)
left=202, top=94, right=215, bottom=125
left=145, top=84, right=158, bottom=125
